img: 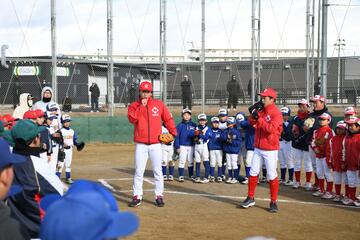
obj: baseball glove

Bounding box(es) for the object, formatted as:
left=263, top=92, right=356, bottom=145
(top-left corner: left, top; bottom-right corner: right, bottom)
left=58, top=149, right=65, bottom=162
left=159, top=133, right=174, bottom=145
left=304, top=117, right=315, bottom=129
left=76, top=142, right=85, bottom=151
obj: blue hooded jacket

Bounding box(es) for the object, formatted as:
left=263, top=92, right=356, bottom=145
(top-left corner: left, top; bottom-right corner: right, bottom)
left=174, top=120, right=196, bottom=149
left=238, top=119, right=255, bottom=151
left=220, top=127, right=242, bottom=154
left=208, top=128, right=223, bottom=150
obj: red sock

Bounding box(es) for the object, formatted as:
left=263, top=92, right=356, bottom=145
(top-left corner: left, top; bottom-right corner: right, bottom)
left=326, top=181, right=333, bottom=193
left=269, top=177, right=279, bottom=202
left=319, top=179, right=325, bottom=192
left=349, top=187, right=356, bottom=201
left=335, top=184, right=341, bottom=195
left=345, top=184, right=349, bottom=197
left=248, top=176, right=258, bottom=198
left=305, top=172, right=312, bottom=183
left=295, top=171, right=301, bottom=182
left=314, top=173, right=319, bottom=187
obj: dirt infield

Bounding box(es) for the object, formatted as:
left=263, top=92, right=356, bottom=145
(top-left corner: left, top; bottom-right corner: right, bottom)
left=71, top=144, right=360, bottom=240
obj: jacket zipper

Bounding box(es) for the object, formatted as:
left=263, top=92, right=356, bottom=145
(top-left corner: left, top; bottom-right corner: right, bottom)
left=147, top=104, right=150, bottom=144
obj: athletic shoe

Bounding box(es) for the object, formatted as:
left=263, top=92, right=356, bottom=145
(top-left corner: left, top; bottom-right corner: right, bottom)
left=260, top=176, right=267, bottom=183
left=217, top=177, right=223, bottom=182
left=66, top=178, right=74, bottom=184
left=312, top=190, right=324, bottom=197
left=354, top=200, right=360, bottom=207
left=231, top=178, right=239, bottom=184
left=292, top=181, right=300, bottom=189
left=285, top=180, right=294, bottom=186
left=168, top=175, right=174, bottom=181
left=90, top=110, right=93, bottom=112
left=311, top=185, right=320, bottom=191
left=201, top=178, right=210, bottom=184
left=194, top=177, right=201, bottom=183
left=129, top=196, right=142, bottom=207
left=357, top=194, right=360, bottom=201
left=209, top=176, right=215, bottom=182
left=304, top=182, right=312, bottom=191
left=190, top=176, right=196, bottom=181
left=341, top=196, right=350, bottom=205
left=221, top=175, right=226, bottom=181
left=238, top=196, right=255, bottom=208
left=241, top=177, right=248, bottom=184
left=321, top=192, right=335, bottom=200
left=279, top=179, right=285, bottom=185
left=333, top=195, right=342, bottom=202
left=226, top=178, right=233, bottom=184
left=163, top=175, right=168, bottom=181
left=155, top=196, right=165, bottom=207
left=178, top=176, right=185, bottom=182
left=269, top=201, right=278, bottom=213
left=342, top=197, right=354, bottom=206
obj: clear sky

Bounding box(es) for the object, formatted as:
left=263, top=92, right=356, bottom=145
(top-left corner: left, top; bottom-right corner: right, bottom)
left=1, top=0, right=359, bottom=58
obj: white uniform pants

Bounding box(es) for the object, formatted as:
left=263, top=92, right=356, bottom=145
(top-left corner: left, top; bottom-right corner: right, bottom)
left=293, top=148, right=313, bottom=172
left=250, top=148, right=278, bottom=181
left=133, top=143, right=163, bottom=198
left=226, top=153, right=238, bottom=170
left=245, top=150, right=254, bottom=168
left=57, top=148, right=73, bottom=173
left=49, top=145, right=59, bottom=174
left=210, top=150, right=223, bottom=167
left=346, top=170, right=357, bottom=188
left=315, top=158, right=333, bottom=181
left=334, top=171, right=348, bottom=185
left=308, top=147, right=317, bottom=173
left=194, top=143, right=209, bottom=163
left=161, top=145, right=174, bottom=167
left=279, top=141, right=294, bottom=169
left=178, top=145, right=194, bottom=168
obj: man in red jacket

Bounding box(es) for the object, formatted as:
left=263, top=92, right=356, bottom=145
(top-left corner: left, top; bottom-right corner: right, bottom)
left=239, top=88, right=283, bottom=213
left=127, top=81, right=176, bottom=208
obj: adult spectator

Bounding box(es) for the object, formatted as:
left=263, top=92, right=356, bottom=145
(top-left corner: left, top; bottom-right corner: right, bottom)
left=127, top=81, right=176, bottom=207
left=7, top=120, right=63, bottom=238
left=33, top=87, right=61, bottom=127
left=180, top=75, right=192, bottom=110
left=129, top=78, right=139, bottom=103
left=12, top=93, right=34, bottom=120
left=40, top=180, right=139, bottom=240
left=89, top=82, right=100, bottom=112
left=0, top=139, right=29, bottom=240
left=227, top=75, right=241, bottom=112
left=240, top=88, right=283, bottom=213
left=305, top=95, right=333, bottom=191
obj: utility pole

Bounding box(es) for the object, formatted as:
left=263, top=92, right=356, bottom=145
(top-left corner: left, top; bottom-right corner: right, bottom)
left=201, top=0, right=205, bottom=113
left=334, top=38, right=345, bottom=103
left=306, top=0, right=315, bottom=100
left=51, top=0, right=57, bottom=103
left=320, top=0, right=328, bottom=98
left=160, top=0, right=167, bottom=104
left=251, top=0, right=261, bottom=104
left=107, top=0, right=114, bottom=116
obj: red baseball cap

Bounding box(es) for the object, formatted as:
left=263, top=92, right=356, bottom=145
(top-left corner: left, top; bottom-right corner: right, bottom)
left=34, top=109, right=45, bottom=118
left=23, top=110, right=38, bottom=120
left=310, top=95, right=326, bottom=102
left=344, top=106, right=357, bottom=115
left=336, top=120, right=347, bottom=129
left=259, top=88, right=277, bottom=99
left=298, top=98, right=310, bottom=107
left=318, top=112, right=331, bottom=121
left=139, top=81, right=152, bottom=92
left=2, top=114, right=15, bottom=123
left=345, top=116, right=360, bottom=125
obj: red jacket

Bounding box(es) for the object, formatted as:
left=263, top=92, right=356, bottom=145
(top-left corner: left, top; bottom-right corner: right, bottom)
left=249, top=103, right=283, bottom=151
left=326, top=134, right=345, bottom=172
left=128, top=97, right=177, bottom=144
left=311, top=126, right=334, bottom=158
left=343, top=132, right=360, bottom=171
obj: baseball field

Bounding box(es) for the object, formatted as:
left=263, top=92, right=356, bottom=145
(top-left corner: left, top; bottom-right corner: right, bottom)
left=71, top=143, right=360, bottom=240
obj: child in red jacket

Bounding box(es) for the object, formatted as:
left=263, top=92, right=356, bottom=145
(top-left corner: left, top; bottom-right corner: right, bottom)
left=326, top=121, right=347, bottom=202
left=342, top=116, right=360, bottom=206
left=311, top=113, right=334, bottom=198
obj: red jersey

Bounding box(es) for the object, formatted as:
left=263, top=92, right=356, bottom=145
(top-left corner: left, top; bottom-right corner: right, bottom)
left=326, top=134, right=345, bottom=172
left=128, top=97, right=177, bottom=144
left=249, top=103, right=283, bottom=151
left=343, top=132, right=360, bottom=171
left=311, top=125, right=334, bottom=158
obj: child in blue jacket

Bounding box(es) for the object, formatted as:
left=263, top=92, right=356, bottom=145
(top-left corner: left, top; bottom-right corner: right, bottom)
left=208, top=117, right=224, bottom=182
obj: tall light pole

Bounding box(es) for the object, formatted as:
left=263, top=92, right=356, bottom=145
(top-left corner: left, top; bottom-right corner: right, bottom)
left=160, top=0, right=167, bottom=104
left=201, top=0, right=205, bottom=113
left=107, top=0, right=114, bottom=116
left=320, top=0, right=328, bottom=98
left=251, top=0, right=261, bottom=104
left=334, top=38, right=345, bottom=103
left=51, top=0, right=57, bottom=103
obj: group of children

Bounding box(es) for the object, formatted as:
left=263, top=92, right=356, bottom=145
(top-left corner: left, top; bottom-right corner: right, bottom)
left=160, top=103, right=360, bottom=207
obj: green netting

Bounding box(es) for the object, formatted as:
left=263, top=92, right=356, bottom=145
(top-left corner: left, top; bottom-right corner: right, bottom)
left=71, top=115, right=345, bottom=143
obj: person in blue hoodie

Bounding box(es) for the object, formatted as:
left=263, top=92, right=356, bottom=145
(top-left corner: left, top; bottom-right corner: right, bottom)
left=193, top=114, right=211, bottom=183
left=174, top=108, right=196, bottom=182
left=236, top=112, right=255, bottom=184
left=208, top=117, right=224, bottom=182
left=279, top=107, right=294, bottom=186
left=220, top=117, right=242, bottom=184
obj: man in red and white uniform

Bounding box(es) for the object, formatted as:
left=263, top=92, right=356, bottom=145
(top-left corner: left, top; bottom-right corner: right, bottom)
left=239, top=88, right=283, bottom=213
left=127, top=81, right=176, bottom=207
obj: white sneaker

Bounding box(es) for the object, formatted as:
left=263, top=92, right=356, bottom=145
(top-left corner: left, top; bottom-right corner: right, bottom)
left=194, top=177, right=201, bottom=183
left=354, top=200, right=360, bottom=207
left=90, top=110, right=94, bottom=112
left=221, top=175, right=226, bottom=181
left=209, top=176, right=215, bottom=182
left=231, top=178, right=238, bottom=184
left=168, top=175, right=174, bottom=181
left=333, top=195, right=342, bottom=202
left=178, top=176, right=184, bottom=182
left=357, top=194, right=360, bottom=201
left=163, top=175, right=168, bottom=181
left=292, top=181, right=300, bottom=189
left=304, top=182, right=312, bottom=191
left=260, top=176, right=267, bottom=183
left=201, top=178, right=209, bottom=184
left=217, top=177, right=223, bottom=182
left=226, top=178, right=233, bottom=184
left=285, top=180, right=294, bottom=186
left=342, top=197, right=354, bottom=206
left=312, top=190, right=324, bottom=197
left=96, top=110, right=99, bottom=112
left=241, top=178, right=248, bottom=184
left=321, top=192, right=335, bottom=200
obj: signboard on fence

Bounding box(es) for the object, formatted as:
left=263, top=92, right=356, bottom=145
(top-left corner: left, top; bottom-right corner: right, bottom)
left=13, top=66, right=40, bottom=76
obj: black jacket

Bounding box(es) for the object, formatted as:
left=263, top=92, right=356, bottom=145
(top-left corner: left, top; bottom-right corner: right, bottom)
left=180, top=80, right=192, bottom=95
left=227, top=80, right=241, bottom=97
left=89, top=84, right=100, bottom=99
left=0, top=201, right=29, bottom=240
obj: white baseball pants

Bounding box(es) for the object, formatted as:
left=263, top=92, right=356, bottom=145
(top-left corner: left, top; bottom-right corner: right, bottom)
left=333, top=171, right=348, bottom=185
left=245, top=150, right=254, bottom=168
left=226, top=153, right=238, bottom=170
left=133, top=143, right=163, bottom=198
left=57, top=148, right=73, bottom=173
left=210, top=150, right=223, bottom=167
left=293, top=148, right=313, bottom=172
left=279, top=141, right=294, bottom=169
left=178, top=145, right=194, bottom=168
left=161, top=145, right=174, bottom=167
left=308, top=147, right=317, bottom=172
left=250, top=148, right=278, bottom=181
left=194, top=143, right=209, bottom=163
left=49, top=145, right=59, bottom=174
left=315, top=157, right=333, bottom=181
left=346, top=170, right=357, bottom=188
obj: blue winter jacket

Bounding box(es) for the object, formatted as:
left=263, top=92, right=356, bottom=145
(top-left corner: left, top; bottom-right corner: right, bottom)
left=238, top=119, right=255, bottom=151
left=220, top=127, right=242, bottom=154
left=174, top=120, right=196, bottom=149
left=195, top=125, right=211, bottom=144
left=208, top=128, right=223, bottom=150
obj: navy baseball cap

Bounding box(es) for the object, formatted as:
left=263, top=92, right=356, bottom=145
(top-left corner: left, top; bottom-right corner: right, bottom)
left=40, top=180, right=139, bottom=240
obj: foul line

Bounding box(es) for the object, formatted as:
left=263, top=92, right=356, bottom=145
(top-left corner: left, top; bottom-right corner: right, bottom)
left=97, top=178, right=360, bottom=210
